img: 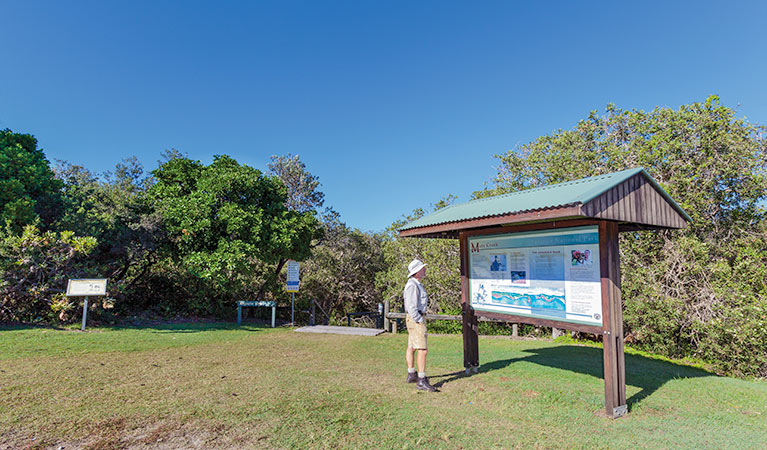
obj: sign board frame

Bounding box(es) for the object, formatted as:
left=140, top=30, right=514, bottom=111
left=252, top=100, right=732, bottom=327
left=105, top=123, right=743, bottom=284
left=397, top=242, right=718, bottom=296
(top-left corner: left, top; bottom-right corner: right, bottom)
left=459, top=219, right=626, bottom=417
left=286, top=260, right=300, bottom=292
left=66, top=279, right=108, bottom=297
left=467, top=225, right=604, bottom=328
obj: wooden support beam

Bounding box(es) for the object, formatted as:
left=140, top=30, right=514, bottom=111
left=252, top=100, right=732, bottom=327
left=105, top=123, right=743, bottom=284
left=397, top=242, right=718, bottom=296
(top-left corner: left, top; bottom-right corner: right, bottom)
left=462, top=302, right=479, bottom=371
left=599, top=220, right=627, bottom=418
left=460, top=231, right=479, bottom=370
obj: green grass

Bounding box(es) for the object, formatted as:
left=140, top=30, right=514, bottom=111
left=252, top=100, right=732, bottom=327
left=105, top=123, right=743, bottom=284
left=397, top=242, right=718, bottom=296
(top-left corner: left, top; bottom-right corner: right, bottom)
left=1, top=323, right=766, bottom=449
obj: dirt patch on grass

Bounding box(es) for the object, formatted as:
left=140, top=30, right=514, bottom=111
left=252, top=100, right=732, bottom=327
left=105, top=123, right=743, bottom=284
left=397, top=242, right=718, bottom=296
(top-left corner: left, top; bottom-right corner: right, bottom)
left=521, top=389, right=539, bottom=399
left=0, top=421, right=271, bottom=450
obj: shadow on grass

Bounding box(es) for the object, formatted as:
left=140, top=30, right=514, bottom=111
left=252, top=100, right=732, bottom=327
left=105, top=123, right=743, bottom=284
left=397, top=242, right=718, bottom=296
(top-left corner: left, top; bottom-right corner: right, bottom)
left=0, top=324, right=60, bottom=331
left=121, top=321, right=270, bottom=333
left=432, top=345, right=713, bottom=410
left=519, top=346, right=712, bottom=409
left=0, top=321, right=270, bottom=334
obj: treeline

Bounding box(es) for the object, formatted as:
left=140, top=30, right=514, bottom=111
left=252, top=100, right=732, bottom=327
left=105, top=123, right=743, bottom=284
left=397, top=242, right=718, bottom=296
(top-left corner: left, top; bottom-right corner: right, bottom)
left=0, top=136, right=383, bottom=325
left=2, top=96, right=766, bottom=378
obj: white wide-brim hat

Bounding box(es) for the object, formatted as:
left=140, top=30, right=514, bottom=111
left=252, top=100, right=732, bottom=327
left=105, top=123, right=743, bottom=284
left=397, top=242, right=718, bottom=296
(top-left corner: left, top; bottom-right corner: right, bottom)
left=407, top=259, right=427, bottom=277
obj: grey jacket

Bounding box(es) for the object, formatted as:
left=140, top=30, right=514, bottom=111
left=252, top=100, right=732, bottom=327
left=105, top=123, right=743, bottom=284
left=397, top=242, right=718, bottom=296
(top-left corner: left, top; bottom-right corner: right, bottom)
left=403, top=277, right=428, bottom=323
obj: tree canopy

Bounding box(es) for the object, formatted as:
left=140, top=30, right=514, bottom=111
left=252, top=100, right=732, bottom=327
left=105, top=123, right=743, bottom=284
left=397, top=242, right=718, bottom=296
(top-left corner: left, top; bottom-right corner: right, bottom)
left=149, top=154, right=321, bottom=298
left=0, top=129, right=62, bottom=232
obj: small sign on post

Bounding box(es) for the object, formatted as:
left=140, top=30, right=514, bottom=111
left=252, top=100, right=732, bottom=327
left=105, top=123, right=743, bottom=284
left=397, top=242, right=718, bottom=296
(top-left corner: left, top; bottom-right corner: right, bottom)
left=286, top=260, right=300, bottom=325
left=66, top=279, right=108, bottom=331
left=286, top=260, right=300, bottom=292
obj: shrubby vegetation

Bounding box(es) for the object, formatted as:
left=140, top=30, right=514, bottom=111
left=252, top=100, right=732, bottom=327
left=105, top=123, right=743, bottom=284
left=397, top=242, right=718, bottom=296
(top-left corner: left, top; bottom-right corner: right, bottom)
left=1, top=96, right=766, bottom=378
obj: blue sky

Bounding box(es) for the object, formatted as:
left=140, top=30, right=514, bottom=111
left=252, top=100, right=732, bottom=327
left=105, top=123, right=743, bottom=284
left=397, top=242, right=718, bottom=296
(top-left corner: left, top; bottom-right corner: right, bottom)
left=2, top=1, right=766, bottom=232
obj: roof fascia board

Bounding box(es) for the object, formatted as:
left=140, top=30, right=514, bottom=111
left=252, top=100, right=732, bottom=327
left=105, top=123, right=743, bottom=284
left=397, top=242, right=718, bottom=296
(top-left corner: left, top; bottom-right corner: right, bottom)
left=578, top=168, right=644, bottom=204
left=398, top=205, right=583, bottom=237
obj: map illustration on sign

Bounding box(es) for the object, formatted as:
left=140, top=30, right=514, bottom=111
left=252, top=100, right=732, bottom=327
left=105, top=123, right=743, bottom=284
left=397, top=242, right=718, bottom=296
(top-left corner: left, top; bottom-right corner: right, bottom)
left=468, top=226, right=603, bottom=326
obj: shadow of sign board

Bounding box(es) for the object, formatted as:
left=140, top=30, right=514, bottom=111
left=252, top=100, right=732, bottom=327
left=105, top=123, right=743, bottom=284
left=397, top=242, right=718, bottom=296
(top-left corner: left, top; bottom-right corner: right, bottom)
left=398, top=168, right=691, bottom=418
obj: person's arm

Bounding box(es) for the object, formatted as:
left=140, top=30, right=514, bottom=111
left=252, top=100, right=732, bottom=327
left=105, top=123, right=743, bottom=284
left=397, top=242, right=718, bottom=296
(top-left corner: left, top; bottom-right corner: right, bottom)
left=404, top=282, right=424, bottom=323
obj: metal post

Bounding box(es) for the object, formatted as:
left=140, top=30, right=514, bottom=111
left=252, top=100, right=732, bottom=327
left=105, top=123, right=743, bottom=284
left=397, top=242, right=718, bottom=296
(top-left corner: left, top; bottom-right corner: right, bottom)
left=291, top=292, right=295, bottom=326
left=237, top=303, right=242, bottom=326
left=310, top=299, right=316, bottom=326
left=81, top=298, right=88, bottom=331
left=271, top=304, right=276, bottom=328
left=383, top=299, right=390, bottom=332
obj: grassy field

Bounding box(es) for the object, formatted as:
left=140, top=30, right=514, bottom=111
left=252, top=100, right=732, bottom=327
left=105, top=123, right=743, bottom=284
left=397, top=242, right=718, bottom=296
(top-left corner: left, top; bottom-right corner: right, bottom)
left=1, top=323, right=766, bottom=449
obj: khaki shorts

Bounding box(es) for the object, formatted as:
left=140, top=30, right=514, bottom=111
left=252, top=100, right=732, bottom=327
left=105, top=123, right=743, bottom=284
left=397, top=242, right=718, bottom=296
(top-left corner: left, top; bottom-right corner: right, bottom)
left=406, top=314, right=427, bottom=350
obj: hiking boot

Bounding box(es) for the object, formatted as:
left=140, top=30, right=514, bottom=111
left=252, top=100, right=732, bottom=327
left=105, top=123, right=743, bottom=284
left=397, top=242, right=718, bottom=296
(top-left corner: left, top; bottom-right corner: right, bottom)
left=406, top=372, right=418, bottom=383
left=416, top=377, right=437, bottom=392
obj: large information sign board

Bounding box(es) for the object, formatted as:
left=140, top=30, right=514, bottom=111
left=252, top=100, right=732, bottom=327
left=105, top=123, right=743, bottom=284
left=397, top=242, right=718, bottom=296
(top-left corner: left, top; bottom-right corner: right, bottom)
left=468, top=226, right=602, bottom=327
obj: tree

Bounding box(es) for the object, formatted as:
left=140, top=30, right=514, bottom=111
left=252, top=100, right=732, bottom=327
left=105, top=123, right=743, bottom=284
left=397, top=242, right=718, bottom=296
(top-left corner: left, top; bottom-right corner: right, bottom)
left=149, top=154, right=321, bottom=309
left=55, top=158, right=164, bottom=311
left=485, top=96, right=767, bottom=377
left=0, top=129, right=62, bottom=232
left=268, top=154, right=325, bottom=214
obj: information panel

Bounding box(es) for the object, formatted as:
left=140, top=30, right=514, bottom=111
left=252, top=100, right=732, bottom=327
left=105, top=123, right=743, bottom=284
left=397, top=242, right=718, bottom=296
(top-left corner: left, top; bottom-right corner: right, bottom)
left=286, top=260, right=300, bottom=292
left=468, top=226, right=602, bottom=327
left=66, top=279, right=108, bottom=297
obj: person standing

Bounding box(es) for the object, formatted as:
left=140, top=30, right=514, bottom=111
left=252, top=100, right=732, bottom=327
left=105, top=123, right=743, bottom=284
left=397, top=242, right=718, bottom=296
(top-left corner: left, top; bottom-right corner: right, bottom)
left=404, top=259, right=437, bottom=392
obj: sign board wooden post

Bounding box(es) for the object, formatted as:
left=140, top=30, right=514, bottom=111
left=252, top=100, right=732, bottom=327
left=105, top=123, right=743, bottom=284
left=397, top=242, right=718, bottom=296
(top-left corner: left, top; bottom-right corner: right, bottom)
left=460, top=232, right=479, bottom=373
left=599, top=220, right=627, bottom=416
left=66, top=279, right=108, bottom=331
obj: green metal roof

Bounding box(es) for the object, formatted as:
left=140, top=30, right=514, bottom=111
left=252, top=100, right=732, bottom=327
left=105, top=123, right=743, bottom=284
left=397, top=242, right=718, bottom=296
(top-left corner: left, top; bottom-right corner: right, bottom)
left=399, top=168, right=690, bottom=232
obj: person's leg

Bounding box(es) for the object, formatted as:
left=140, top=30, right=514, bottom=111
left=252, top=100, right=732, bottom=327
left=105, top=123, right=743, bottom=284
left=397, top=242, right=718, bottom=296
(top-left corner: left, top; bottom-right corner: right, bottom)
left=406, top=346, right=415, bottom=369
left=405, top=315, right=419, bottom=383
left=416, top=349, right=427, bottom=374
left=405, top=342, right=418, bottom=383
left=414, top=322, right=436, bottom=392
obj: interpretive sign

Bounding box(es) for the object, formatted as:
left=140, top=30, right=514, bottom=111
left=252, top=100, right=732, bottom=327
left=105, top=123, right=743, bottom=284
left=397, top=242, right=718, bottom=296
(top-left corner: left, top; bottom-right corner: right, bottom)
left=286, top=260, right=300, bottom=292
left=400, top=168, right=691, bottom=418
left=468, top=226, right=602, bottom=327
left=65, top=278, right=108, bottom=331
left=66, top=279, right=108, bottom=297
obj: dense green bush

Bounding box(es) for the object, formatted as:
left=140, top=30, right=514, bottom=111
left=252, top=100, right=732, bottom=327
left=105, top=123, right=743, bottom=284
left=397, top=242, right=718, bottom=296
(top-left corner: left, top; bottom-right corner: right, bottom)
left=0, top=226, right=97, bottom=322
